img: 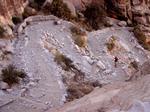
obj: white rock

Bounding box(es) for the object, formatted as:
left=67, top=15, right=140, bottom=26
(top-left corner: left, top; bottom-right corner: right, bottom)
left=0, top=81, right=9, bottom=90
left=118, top=21, right=127, bottom=27
left=97, top=61, right=106, bottom=70
left=83, top=56, right=94, bottom=64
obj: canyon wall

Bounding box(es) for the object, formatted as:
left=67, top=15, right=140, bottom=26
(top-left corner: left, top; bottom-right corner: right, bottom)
left=0, top=0, right=27, bottom=25
left=1, top=0, right=150, bottom=26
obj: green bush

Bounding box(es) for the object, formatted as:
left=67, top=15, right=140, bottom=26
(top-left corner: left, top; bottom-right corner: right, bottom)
left=1, top=65, right=26, bottom=86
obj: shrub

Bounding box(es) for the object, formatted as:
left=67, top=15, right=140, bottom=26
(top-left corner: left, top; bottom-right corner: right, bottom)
left=54, top=51, right=75, bottom=71
left=0, top=25, right=5, bottom=38
left=50, top=0, right=73, bottom=20
left=130, top=61, right=138, bottom=70
left=83, top=4, right=106, bottom=30
left=133, top=25, right=150, bottom=50
left=106, top=36, right=116, bottom=51
left=1, top=65, right=26, bottom=86
left=70, top=26, right=87, bottom=47
left=12, top=16, right=22, bottom=24
left=66, top=81, right=94, bottom=102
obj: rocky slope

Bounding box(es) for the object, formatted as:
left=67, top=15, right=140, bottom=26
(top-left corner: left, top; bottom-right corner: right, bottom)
left=0, top=15, right=150, bottom=112
left=1, top=0, right=150, bottom=112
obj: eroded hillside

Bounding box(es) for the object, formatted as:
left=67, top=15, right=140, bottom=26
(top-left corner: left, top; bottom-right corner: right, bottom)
left=1, top=0, right=150, bottom=112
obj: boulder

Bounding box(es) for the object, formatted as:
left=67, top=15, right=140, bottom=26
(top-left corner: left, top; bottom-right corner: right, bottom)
left=0, top=81, right=10, bottom=90
left=63, top=0, right=77, bottom=17
left=23, top=6, right=37, bottom=18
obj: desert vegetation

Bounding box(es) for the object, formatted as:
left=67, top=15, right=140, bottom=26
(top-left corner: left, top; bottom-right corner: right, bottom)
left=0, top=25, right=5, bottom=38
left=50, top=0, right=74, bottom=21
left=106, top=36, right=116, bottom=51
left=70, top=26, right=87, bottom=48
left=133, top=25, right=150, bottom=50
left=83, top=4, right=107, bottom=30
left=12, top=16, right=22, bottom=24
left=54, top=50, right=75, bottom=71
left=1, top=65, right=26, bottom=86
left=130, top=60, right=139, bottom=70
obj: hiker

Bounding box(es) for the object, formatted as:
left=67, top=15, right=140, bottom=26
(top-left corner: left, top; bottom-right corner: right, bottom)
left=114, top=56, right=118, bottom=67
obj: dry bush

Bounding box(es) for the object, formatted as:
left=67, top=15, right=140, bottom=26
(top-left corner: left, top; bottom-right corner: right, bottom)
left=106, top=36, right=116, bottom=51
left=70, top=26, right=87, bottom=47
left=54, top=51, right=75, bottom=71
left=130, top=61, right=138, bottom=70
left=29, top=0, right=46, bottom=10
left=83, top=4, right=106, bottom=30
left=50, top=0, right=74, bottom=20
left=1, top=65, right=26, bottom=86
left=66, top=81, right=94, bottom=102
left=133, top=25, right=150, bottom=50
left=0, top=25, right=5, bottom=38
left=12, top=16, right=22, bottom=24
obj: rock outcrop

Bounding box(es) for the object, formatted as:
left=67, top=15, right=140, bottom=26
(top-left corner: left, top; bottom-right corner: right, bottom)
left=0, top=0, right=27, bottom=25
left=50, top=74, right=150, bottom=112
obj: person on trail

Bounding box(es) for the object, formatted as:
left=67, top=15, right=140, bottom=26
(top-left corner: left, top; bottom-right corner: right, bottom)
left=114, top=56, right=118, bottom=67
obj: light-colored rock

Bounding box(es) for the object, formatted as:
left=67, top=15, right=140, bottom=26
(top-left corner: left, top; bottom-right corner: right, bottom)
left=63, top=0, right=77, bottom=17
left=23, top=6, right=37, bottom=18
left=3, top=44, right=14, bottom=54
left=118, top=21, right=127, bottom=27
left=0, top=82, right=9, bottom=90
left=49, top=75, right=150, bottom=112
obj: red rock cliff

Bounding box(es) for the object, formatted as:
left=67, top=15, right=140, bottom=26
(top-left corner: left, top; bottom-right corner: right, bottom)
left=0, top=0, right=27, bottom=25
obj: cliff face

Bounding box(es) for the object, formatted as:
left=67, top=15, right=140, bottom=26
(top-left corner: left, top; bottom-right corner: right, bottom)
left=0, top=0, right=150, bottom=26
left=0, top=0, right=26, bottom=25
left=105, top=0, right=150, bottom=25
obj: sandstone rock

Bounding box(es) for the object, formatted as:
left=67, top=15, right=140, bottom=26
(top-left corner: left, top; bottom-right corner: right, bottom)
left=3, top=26, right=14, bottom=38
left=63, top=0, right=77, bottom=17
left=0, top=0, right=27, bottom=25
left=23, top=6, right=37, bottom=18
